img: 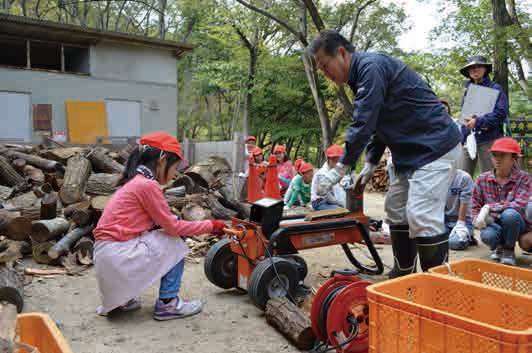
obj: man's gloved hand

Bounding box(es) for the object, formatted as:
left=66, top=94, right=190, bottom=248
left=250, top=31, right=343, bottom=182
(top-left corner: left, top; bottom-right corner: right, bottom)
left=319, top=163, right=347, bottom=191
left=474, top=205, right=490, bottom=229
left=450, top=221, right=470, bottom=241
left=211, top=220, right=226, bottom=237
left=359, top=162, right=377, bottom=185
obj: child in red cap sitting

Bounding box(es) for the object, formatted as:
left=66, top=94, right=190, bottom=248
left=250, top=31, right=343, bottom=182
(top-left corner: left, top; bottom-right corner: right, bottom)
left=472, top=137, right=530, bottom=266
left=93, top=131, right=225, bottom=320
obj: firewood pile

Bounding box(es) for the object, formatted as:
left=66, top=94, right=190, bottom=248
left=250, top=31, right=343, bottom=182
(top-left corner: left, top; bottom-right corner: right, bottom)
left=365, top=159, right=390, bottom=192
left=0, top=143, right=247, bottom=272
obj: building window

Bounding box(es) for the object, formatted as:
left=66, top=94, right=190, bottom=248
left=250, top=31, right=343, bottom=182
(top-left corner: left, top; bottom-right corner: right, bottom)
left=0, top=37, right=26, bottom=68
left=31, top=41, right=61, bottom=71
left=64, top=46, right=90, bottom=74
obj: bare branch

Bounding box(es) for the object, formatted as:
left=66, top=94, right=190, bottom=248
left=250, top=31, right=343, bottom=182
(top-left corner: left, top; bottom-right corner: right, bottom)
left=349, top=0, right=377, bottom=43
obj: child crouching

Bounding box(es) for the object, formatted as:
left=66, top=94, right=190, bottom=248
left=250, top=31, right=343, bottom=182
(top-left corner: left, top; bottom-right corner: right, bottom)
left=93, top=131, right=225, bottom=320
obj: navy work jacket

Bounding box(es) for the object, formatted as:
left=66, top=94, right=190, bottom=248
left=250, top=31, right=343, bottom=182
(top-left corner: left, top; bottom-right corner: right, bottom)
left=341, top=52, right=461, bottom=173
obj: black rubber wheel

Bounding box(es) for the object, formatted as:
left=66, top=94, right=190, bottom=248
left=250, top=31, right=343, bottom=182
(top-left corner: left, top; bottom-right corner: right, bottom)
left=204, top=238, right=237, bottom=289
left=248, top=257, right=299, bottom=310
left=284, top=255, right=308, bottom=282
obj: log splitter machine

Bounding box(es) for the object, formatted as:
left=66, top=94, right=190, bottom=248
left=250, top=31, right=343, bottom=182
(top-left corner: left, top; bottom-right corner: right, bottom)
left=204, top=181, right=384, bottom=311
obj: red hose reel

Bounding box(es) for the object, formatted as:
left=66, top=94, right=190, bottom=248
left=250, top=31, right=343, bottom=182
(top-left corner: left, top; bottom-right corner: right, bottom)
left=310, top=269, right=371, bottom=353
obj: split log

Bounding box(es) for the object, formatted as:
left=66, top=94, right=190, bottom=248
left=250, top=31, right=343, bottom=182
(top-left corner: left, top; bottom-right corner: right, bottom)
left=265, top=297, right=316, bottom=350
left=30, top=217, right=70, bottom=242
left=164, top=186, right=186, bottom=198
left=0, top=301, right=17, bottom=353
left=173, top=174, right=201, bottom=194
left=44, top=173, right=61, bottom=192
left=90, top=195, right=111, bottom=213
left=71, top=209, right=96, bottom=227
left=1, top=191, right=38, bottom=211
left=63, top=200, right=91, bottom=219
left=40, top=189, right=58, bottom=220
left=40, top=147, right=89, bottom=164
left=182, top=205, right=211, bottom=221
left=59, top=154, right=92, bottom=205
left=48, top=224, right=94, bottom=260
left=22, top=165, right=45, bottom=185
left=0, top=240, right=31, bottom=263
left=86, top=173, right=119, bottom=195
left=32, top=182, right=53, bottom=198
left=31, top=240, right=57, bottom=265
left=0, top=265, right=24, bottom=312
left=0, top=210, right=31, bottom=241
left=206, top=194, right=238, bottom=220
left=0, top=156, right=25, bottom=187
left=11, top=159, right=26, bottom=173
left=88, top=147, right=124, bottom=174
left=4, top=150, right=64, bottom=172
left=165, top=196, right=189, bottom=210
left=18, top=207, right=41, bottom=221
left=117, top=143, right=136, bottom=164
left=74, top=236, right=94, bottom=265
left=0, top=186, right=14, bottom=207
left=185, top=156, right=232, bottom=189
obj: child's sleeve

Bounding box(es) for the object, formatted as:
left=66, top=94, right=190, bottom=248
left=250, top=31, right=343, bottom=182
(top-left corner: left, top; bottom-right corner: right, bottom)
left=138, top=180, right=213, bottom=237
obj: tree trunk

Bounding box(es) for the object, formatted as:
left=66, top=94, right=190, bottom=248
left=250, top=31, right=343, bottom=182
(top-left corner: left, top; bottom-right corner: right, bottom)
left=30, top=217, right=70, bottom=242
left=265, top=297, right=315, bottom=350
left=0, top=156, right=25, bottom=187
left=491, top=0, right=513, bottom=98
left=88, top=147, right=124, bottom=174
left=40, top=147, right=89, bottom=164
left=40, top=190, right=58, bottom=220
left=86, top=173, right=119, bottom=195
left=18, top=207, right=41, bottom=221
left=4, top=150, right=64, bottom=172
left=0, top=265, right=24, bottom=313
left=0, top=210, right=32, bottom=241
left=11, top=159, right=26, bottom=173
left=31, top=240, right=57, bottom=265
left=1, top=192, right=38, bottom=211
left=22, top=165, right=45, bottom=185
left=63, top=200, right=91, bottom=219
left=74, top=236, right=94, bottom=265
left=71, top=208, right=96, bottom=227
left=59, top=154, right=92, bottom=205
left=48, top=224, right=94, bottom=260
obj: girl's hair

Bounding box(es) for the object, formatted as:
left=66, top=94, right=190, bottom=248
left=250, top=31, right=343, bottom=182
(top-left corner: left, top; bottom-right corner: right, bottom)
left=116, top=145, right=180, bottom=186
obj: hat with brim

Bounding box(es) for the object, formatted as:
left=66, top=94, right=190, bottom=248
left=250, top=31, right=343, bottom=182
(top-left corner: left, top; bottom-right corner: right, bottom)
left=460, top=55, right=492, bottom=78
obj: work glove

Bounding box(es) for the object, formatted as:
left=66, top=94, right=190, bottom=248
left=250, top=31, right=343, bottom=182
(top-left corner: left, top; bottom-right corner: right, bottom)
left=211, top=220, right=226, bottom=237
left=474, top=205, right=491, bottom=229
left=450, top=221, right=470, bottom=242
left=319, top=163, right=347, bottom=191
left=359, top=162, right=377, bottom=186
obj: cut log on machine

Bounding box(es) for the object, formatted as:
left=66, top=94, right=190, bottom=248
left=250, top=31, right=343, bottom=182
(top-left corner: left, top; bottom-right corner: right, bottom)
left=0, top=210, right=32, bottom=241
left=59, top=154, right=92, bottom=205
left=30, top=217, right=70, bottom=243
left=73, top=236, right=94, bottom=265
left=48, top=224, right=94, bottom=260
left=4, top=150, right=64, bottom=173
left=88, top=147, right=124, bottom=174
left=86, top=173, right=120, bottom=195
left=265, top=297, right=316, bottom=350
left=0, top=265, right=24, bottom=312
left=0, top=156, right=26, bottom=187
left=205, top=194, right=238, bottom=220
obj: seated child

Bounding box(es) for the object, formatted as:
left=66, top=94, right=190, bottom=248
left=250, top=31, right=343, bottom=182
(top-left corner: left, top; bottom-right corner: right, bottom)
left=445, top=169, right=476, bottom=250
left=285, top=163, right=314, bottom=209
left=311, top=145, right=346, bottom=210
left=93, top=131, right=225, bottom=320
left=472, top=137, right=530, bottom=266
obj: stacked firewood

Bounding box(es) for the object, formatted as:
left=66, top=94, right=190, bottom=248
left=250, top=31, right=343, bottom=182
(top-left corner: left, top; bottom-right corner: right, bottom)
left=0, top=143, right=247, bottom=271
left=366, top=159, right=390, bottom=192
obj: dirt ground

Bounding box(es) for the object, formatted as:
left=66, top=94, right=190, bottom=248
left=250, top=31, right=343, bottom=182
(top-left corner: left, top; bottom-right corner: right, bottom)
left=22, top=192, right=531, bottom=353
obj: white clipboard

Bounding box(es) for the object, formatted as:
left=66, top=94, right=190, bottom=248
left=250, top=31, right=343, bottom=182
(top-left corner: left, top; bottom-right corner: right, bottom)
left=459, top=84, right=499, bottom=123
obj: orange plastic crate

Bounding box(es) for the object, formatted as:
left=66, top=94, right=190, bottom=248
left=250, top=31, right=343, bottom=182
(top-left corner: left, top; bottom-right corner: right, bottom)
left=16, top=313, right=74, bottom=353
left=429, top=259, right=532, bottom=295
left=367, top=273, right=532, bottom=353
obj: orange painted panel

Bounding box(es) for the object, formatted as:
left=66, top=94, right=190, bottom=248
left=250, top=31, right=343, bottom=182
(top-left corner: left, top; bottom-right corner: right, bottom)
left=65, top=101, right=108, bottom=144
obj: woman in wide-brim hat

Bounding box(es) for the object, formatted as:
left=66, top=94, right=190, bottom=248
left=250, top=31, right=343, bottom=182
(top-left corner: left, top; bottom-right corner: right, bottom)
left=458, top=55, right=509, bottom=177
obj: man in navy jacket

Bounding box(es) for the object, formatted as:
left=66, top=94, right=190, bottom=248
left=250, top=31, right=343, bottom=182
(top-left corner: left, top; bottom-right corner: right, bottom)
left=307, top=30, right=462, bottom=277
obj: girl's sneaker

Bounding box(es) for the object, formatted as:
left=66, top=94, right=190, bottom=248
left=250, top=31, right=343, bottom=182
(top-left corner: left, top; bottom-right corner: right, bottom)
left=121, top=297, right=142, bottom=312
left=153, top=297, right=202, bottom=321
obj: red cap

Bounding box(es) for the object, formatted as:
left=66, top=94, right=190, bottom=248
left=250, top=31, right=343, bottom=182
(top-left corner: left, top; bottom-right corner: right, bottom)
left=299, top=162, right=313, bottom=174
left=273, top=145, right=286, bottom=153
left=326, top=144, right=343, bottom=158
left=293, top=158, right=304, bottom=172
left=245, top=135, right=256, bottom=143
left=139, top=131, right=184, bottom=160
left=251, top=147, right=263, bottom=156
left=489, top=137, right=521, bottom=155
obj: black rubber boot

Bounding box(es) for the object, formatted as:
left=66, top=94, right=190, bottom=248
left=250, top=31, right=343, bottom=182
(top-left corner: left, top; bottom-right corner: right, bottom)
left=416, top=233, right=449, bottom=272
left=387, top=225, right=417, bottom=279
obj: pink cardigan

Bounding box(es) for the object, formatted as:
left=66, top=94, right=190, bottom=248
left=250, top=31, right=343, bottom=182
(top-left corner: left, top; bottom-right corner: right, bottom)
left=94, top=174, right=213, bottom=242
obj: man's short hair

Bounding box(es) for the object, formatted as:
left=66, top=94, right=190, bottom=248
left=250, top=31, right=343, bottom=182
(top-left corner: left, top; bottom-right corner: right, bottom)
left=307, top=30, right=355, bottom=57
